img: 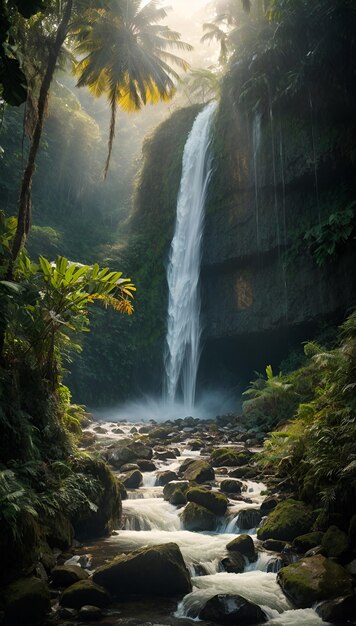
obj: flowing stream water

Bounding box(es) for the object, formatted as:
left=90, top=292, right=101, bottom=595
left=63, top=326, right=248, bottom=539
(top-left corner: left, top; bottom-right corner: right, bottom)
left=164, top=102, right=216, bottom=410
left=79, top=420, right=331, bottom=626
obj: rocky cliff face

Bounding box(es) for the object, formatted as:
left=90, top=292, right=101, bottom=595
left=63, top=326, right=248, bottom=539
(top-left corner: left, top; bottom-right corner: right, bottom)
left=199, top=90, right=355, bottom=379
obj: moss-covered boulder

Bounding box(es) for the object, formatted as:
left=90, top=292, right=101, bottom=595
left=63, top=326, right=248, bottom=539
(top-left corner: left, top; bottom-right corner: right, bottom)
left=292, top=532, right=324, bottom=553
left=181, top=502, right=218, bottom=531
left=220, top=479, right=242, bottom=494
left=277, top=555, right=353, bottom=608
left=121, top=469, right=143, bottom=489
left=70, top=457, right=122, bottom=540
left=187, top=487, right=228, bottom=515
left=257, top=499, right=314, bottom=542
left=163, top=481, right=189, bottom=501
left=178, top=458, right=196, bottom=475
left=211, top=448, right=253, bottom=467
left=321, top=525, right=349, bottom=558
left=0, top=513, right=40, bottom=586
left=60, top=580, right=110, bottom=609
left=199, top=594, right=268, bottom=624
left=260, top=496, right=279, bottom=516
left=170, top=488, right=187, bottom=505
left=262, top=539, right=287, bottom=552
left=183, top=459, right=215, bottom=483
left=1, top=577, right=50, bottom=624
left=92, top=543, right=191, bottom=597
left=51, top=565, right=89, bottom=588
left=107, top=441, right=153, bottom=468
left=156, top=470, right=178, bottom=486
left=226, top=534, right=256, bottom=562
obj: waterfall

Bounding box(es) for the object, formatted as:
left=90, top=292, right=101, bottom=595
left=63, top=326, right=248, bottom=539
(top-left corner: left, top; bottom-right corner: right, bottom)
left=164, top=101, right=216, bottom=409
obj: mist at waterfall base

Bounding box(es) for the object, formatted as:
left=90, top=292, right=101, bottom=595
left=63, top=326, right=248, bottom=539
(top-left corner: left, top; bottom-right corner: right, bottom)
left=92, top=387, right=239, bottom=423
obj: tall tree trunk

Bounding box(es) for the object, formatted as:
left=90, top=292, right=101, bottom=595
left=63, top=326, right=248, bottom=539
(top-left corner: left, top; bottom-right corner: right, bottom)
left=11, top=0, right=74, bottom=262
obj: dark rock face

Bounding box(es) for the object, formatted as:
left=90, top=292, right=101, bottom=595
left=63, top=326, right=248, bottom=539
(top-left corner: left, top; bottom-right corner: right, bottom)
left=200, top=102, right=356, bottom=381
left=199, top=593, right=268, bottom=625
left=92, top=543, right=192, bottom=597
left=220, top=479, right=242, bottom=494
left=156, top=470, right=178, bottom=486
left=221, top=553, right=245, bottom=574
left=277, top=555, right=353, bottom=608
left=237, top=509, right=261, bottom=530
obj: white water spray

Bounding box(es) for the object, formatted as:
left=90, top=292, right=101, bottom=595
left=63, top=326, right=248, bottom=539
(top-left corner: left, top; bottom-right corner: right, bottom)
left=164, top=102, right=216, bottom=409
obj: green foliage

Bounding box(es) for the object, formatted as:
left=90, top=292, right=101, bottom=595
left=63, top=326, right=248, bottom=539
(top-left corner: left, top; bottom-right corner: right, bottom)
left=304, top=203, right=355, bottom=267
left=242, top=364, right=301, bottom=431
left=257, top=312, right=356, bottom=523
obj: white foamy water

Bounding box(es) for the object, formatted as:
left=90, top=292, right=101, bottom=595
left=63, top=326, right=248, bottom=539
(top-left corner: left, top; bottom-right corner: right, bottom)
left=122, top=498, right=181, bottom=531
left=176, top=571, right=291, bottom=618
left=164, top=101, right=217, bottom=409
left=106, top=528, right=238, bottom=575
left=267, top=608, right=332, bottom=625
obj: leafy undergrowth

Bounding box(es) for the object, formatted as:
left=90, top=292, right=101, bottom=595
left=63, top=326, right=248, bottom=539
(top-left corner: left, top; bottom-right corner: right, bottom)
left=246, top=311, right=356, bottom=527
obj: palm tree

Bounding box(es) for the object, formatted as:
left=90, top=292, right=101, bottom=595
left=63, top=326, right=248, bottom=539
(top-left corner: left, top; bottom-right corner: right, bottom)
left=73, top=0, right=192, bottom=177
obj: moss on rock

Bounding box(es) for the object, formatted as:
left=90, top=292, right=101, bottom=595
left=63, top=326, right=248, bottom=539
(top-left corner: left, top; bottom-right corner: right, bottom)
left=257, top=499, right=314, bottom=542
left=292, top=532, right=324, bottom=553
left=60, top=580, right=111, bottom=609
left=92, top=542, right=192, bottom=597
left=182, top=460, right=215, bottom=483
left=181, top=502, right=218, bottom=532
left=277, top=555, right=353, bottom=608
left=187, top=487, right=228, bottom=515
left=163, top=480, right=189, bottom=501
left=211, top=448, right=253, bottom=467
left=226, top=534, right=256, bottom=562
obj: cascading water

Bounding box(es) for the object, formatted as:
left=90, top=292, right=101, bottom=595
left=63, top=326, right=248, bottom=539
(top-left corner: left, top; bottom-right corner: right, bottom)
left=164, top=101, right=216, bottom=410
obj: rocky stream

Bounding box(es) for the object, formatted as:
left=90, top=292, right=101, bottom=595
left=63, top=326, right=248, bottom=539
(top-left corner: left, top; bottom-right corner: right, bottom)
left=34, top=415, right=355, bottom=626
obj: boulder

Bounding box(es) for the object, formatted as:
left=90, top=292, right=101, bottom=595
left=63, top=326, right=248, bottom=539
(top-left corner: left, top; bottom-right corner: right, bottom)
left=156, top=470, right=178, bottom=486
left=187, top=487, right=228, bottom=515
left=51, top=565, right=89, bottom=588
left=257, top=499, right=314, bottom=542
left=321, top=525, right=349, bottom=558
left=70, top=457, right=122, bottom=540
left=211, top=448, right=253, bottom=467
left=78, top=605, right=103, bottom=621
left=182, top=460, right=215, bottom=483
left=136, top=459, right=157, bottom=472
left=178, top=458, right=197, bottom=475
left=199, top=593, right=268, bottom=625
left=277, top=555, right=353, bottom=608
left=220, top=479, right=242, bottom=494
left=237, top=509, right=261, bottom=530
left=316, top=594, right=356, bottom=623
left=1, top=577, right=50, bottom=625
left=262, top=539, right=288, bottom=552
left=119, top=463, right=140, bottom=472
left=292, top=532, right=324, bottom=553
left=92, top=543, right=191, bottom=597
left=260, top=496, right=279, bottom=516
left=181, top=502, right=218, bottom=532
left=221, top=553, right=245, bottom=573
left=107, top=442, right=152, bottom=468
left=226, top=534, right=256, bottom=562
left=121, top=469, right=143, bottom=489
left=348, top=515, right=356, bottom=549
left=46, top=512, right=73, bottom=550
left=163, top=481, right=189, bottom=501
left=170, top=489, right=187, bottom=505
left=60, top=581, right=111, bottom=609
left=229, top=466, right=253, bottom=479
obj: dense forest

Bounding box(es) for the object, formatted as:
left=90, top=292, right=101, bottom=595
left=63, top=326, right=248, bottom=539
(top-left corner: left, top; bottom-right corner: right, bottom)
left=0, top=1, right=355, bottom=625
